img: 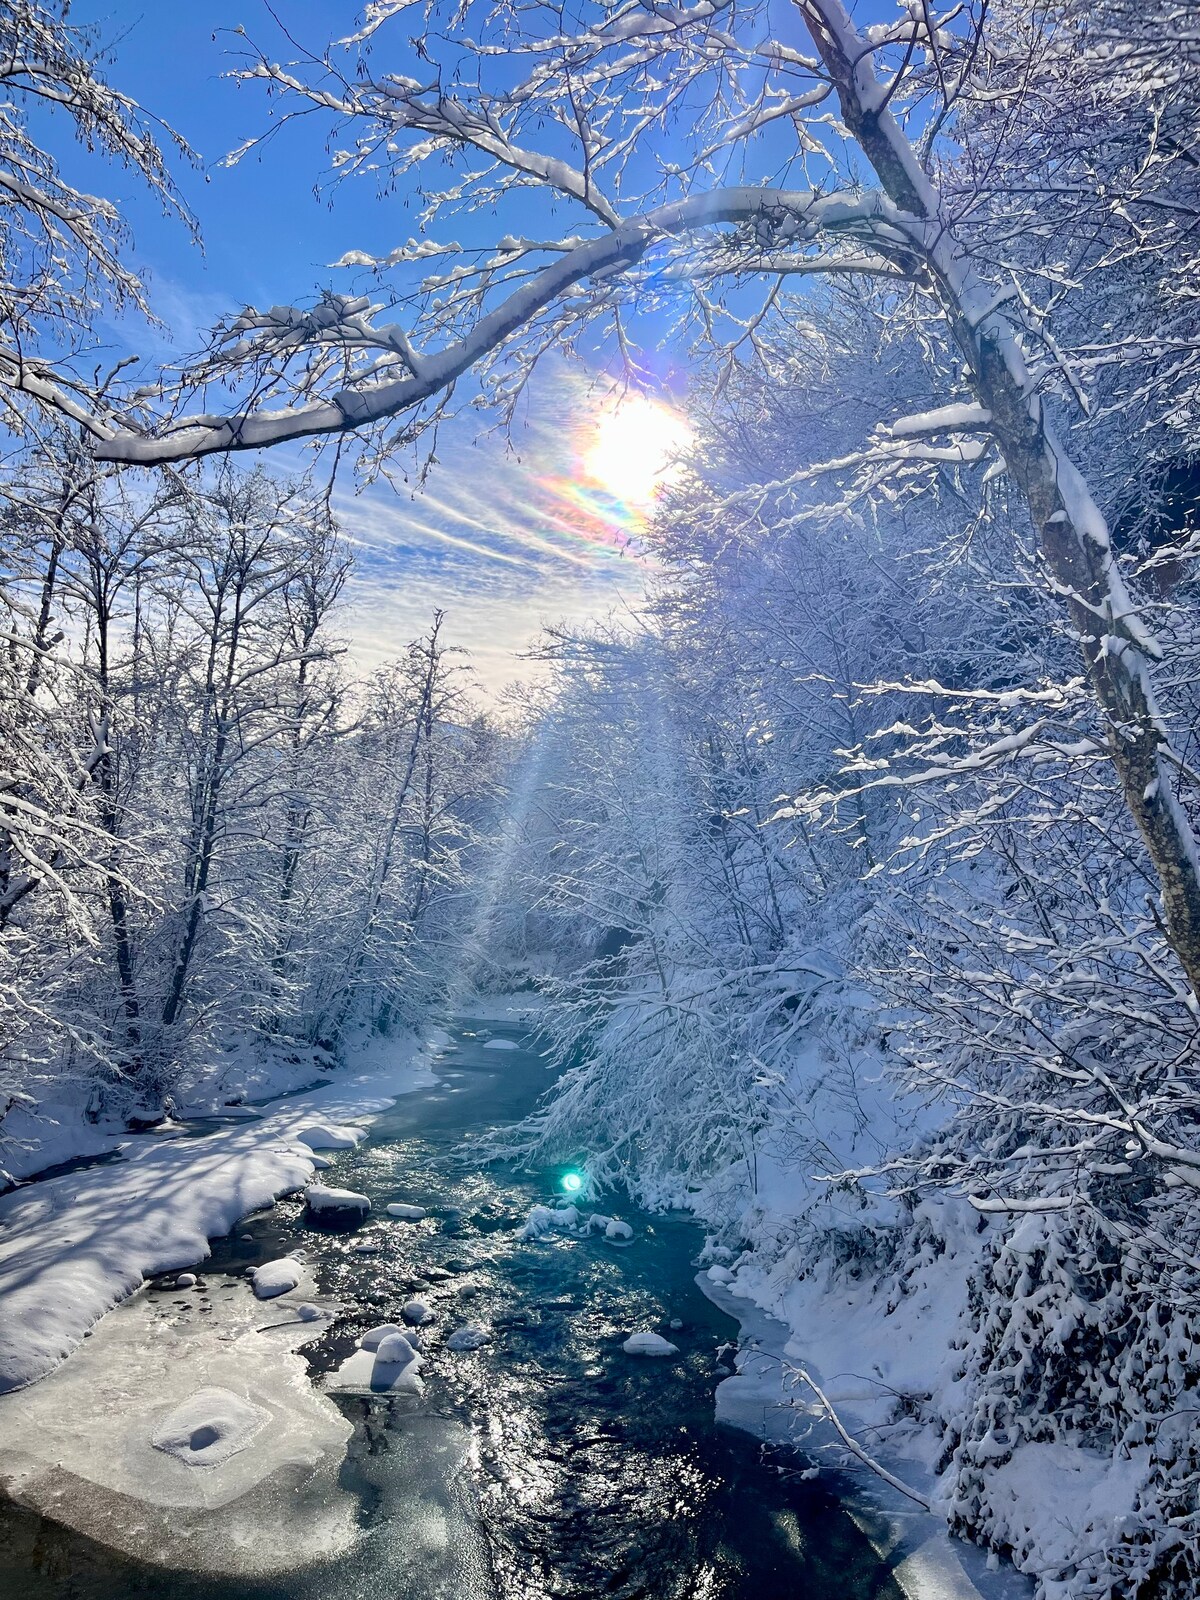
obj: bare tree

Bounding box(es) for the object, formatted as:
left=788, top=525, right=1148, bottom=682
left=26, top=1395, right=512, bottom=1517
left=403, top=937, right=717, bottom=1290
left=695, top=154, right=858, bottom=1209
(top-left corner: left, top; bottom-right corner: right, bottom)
left=76, top=0, right=1200, bottom=998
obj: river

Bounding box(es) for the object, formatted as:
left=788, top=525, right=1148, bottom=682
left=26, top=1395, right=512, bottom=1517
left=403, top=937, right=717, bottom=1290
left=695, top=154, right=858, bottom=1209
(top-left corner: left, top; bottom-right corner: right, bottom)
left=0, top=1017, right=905, bottom=1599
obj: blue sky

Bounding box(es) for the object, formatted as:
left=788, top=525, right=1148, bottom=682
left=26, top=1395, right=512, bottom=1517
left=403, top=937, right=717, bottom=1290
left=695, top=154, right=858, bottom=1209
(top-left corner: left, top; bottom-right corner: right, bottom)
left=62, top=1, right=653, bottom=694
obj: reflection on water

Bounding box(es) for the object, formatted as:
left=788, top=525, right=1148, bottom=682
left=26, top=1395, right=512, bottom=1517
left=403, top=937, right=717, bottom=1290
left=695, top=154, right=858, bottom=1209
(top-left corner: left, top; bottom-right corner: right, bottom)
left=0, top=1023, right=903, bottom=1600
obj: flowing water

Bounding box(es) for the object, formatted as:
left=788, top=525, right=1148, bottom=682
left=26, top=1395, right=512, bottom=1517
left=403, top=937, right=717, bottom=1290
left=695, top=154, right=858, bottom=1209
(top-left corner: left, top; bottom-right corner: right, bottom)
left=0, top=1020, right=904, bottom=1599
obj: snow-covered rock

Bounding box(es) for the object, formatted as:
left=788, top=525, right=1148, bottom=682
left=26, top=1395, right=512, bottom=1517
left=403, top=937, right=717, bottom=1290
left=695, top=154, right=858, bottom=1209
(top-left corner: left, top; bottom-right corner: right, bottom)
left=520, top=1203, right=581, bottom=1239
left=360, top=1322, right=405, bottom=1351
left=582, top=1212, right=633, bottom=1240
left=151, top=1387, right=269, bottom=1468
left=623, top=1331, right=679, bottom=1357
left=305, top=1183, right=370, bottom=1219
left=445, top=1325, right=491, bottom=1351
left=375, top=1332, right=419, bottom=1367
left=707, top=1264, right=734, bottom=1285
left=249, top=1256, right=303, bottom=1299
left=386, top=1202, right=426, bottom=1221
left=324, top=1345, right=425, bottom=1396
left=295, top=1123, right=361, bottom=1151
left=175, top=1272, right=198, bottom=1288
left=483, top=1038, right=518, bottom=1051
left=402, top=1299, right=434, bottom=1326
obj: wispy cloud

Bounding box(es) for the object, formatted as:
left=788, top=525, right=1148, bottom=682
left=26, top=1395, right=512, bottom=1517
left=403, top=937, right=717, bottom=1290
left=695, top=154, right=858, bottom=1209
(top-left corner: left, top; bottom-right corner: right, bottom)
left=331, top=367, right=658, bottom=694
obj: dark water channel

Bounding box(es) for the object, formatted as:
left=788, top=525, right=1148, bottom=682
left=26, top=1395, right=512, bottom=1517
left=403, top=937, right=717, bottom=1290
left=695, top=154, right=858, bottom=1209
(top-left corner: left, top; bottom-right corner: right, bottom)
left=0, top=1020, right=903, bottom=1600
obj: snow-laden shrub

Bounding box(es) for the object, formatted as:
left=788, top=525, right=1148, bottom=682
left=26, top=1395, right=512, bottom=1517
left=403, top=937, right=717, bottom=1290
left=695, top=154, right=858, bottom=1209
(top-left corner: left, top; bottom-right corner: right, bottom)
left=933, top=1205, right=1200, bottom=1598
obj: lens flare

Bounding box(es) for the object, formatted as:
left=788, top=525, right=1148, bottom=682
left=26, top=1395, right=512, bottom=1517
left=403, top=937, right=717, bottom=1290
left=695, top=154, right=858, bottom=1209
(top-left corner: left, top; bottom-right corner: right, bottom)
left=561, top=1171, right=584, bottom=1194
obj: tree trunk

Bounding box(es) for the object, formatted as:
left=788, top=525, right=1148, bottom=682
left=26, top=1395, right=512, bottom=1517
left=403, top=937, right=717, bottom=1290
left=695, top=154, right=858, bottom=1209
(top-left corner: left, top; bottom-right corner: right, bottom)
left=799, top=0, right=1200, bottom=996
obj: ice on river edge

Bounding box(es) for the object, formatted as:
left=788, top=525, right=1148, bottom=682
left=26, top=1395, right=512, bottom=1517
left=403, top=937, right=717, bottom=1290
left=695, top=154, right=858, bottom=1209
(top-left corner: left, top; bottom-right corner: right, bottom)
left=151, top=1386, right=270, bottom=1468
left=0, top=1025, right=433, bottom=1392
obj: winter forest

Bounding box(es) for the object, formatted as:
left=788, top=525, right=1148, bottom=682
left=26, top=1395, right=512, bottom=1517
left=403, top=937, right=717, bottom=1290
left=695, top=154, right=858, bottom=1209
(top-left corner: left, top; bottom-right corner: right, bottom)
left=2, top=2, right=1200, bottom=1598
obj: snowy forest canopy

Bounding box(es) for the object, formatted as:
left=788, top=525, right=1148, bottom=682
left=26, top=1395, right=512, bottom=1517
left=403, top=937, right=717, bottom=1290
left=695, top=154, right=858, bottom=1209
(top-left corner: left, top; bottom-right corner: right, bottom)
left=4, top=1, right=1200, bottom=1596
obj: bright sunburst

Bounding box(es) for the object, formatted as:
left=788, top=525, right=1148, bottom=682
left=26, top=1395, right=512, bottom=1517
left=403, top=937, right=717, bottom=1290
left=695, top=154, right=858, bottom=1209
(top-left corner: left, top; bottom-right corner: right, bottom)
left=583, top=392, right=693, bottom=508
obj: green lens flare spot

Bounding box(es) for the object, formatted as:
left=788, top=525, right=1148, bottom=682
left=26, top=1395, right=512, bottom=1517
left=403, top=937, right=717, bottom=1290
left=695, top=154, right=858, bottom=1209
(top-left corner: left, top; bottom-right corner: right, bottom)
left=562, top=1171, right=584, bottom=1194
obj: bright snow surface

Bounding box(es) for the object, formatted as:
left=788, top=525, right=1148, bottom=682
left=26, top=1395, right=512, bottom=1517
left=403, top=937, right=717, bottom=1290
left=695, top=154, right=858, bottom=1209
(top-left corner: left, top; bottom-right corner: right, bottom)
left=0, top=1030, right=432, bottom=1391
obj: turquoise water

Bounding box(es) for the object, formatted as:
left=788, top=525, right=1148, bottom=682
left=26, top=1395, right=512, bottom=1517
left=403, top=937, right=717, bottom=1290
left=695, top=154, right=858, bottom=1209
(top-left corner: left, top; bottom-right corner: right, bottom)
left=0, top=1021, right=902, bottom=1599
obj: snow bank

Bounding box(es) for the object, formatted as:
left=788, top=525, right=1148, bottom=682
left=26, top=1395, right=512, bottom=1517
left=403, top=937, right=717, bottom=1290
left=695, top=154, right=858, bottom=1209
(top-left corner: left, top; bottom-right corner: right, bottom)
left=702, top=1278, right=1025, bottom=1600
left=0, top=1029, right=432, bottom=1391
left=983, top=1442, right=1149, bottom=1584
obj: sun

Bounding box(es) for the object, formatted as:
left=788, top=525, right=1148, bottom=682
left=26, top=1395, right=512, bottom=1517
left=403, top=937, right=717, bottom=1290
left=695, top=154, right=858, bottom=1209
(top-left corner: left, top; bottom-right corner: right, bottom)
left=583, top=392, right=693, bottom=508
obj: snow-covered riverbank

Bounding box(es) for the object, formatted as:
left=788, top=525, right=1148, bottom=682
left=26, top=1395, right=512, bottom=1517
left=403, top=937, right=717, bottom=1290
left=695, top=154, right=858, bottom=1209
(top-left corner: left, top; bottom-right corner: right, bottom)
left=0, top=1028, right=436, bottom=1392
left=702, top=1275, right=1029, bottom=1600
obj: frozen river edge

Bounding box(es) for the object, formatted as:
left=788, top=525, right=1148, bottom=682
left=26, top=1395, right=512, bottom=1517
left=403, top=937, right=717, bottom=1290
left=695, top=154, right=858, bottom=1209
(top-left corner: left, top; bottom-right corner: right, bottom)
left=0, top=1030, right=439, bottom=1575
left=702, top=1278, right=1031, bottom=1600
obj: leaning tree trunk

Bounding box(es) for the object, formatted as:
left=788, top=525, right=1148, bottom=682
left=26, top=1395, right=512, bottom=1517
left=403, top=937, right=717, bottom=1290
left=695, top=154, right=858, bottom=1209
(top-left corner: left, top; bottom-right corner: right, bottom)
left=799, top=0, right=1200, bottom=997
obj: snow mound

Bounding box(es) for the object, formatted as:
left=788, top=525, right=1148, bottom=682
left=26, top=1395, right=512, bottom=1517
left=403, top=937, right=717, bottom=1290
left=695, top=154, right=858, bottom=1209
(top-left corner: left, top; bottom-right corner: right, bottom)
left=295, top=1124, right=361, bottom=1151
left=360, top=1322, right=405, bottom=1351
left=520, top=1203, right=580, bottom=1239
left=446, top=1325, right=491, bottom=1352
left=324, top=1347, right=425, bottom=1396
left=707, top=1264, right=734, bottom=1285
left=623, top=1331, right=679, bottom=1357
left=176, top=1272, right=198, bottom=1288
left=582, top=1212, right=634, bottom=1241
left=375, top=1332, right=419, bottom=1367
left=150, top=1386, right=269, bottom=1468
left=305, top=1183, right=370, bottom=1218
left=483, top=1038, right=519, bottom=1051
left=386, top=1202, right=426, bottom=1221
left=402, top=1299, right=434, bottom=1326
left=249, top=1257, right=303, bottom=1300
